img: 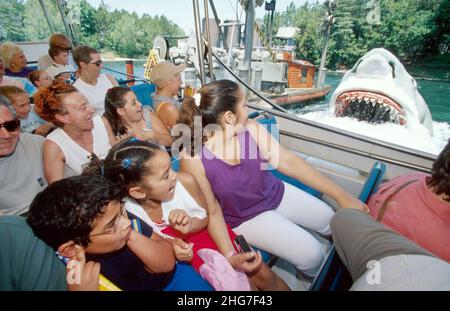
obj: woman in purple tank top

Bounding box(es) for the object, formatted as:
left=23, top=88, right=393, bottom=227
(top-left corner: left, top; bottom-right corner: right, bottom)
left=175, top=80, right=367, bottom=277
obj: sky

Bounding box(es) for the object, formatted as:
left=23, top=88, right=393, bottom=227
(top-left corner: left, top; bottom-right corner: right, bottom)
left=86, top=0, right=326, bottom=34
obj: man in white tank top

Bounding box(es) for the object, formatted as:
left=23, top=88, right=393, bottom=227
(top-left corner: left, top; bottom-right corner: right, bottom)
left=72, top=45, right=118, bottom=115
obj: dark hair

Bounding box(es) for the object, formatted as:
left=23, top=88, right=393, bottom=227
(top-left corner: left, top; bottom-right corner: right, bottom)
left=177, top=79, right=242, bottom=155
left=103, top=86, right=132, bottom=136
left=82, top=138, right=163, bottom=189
left=427, top=140, right=450, bottom=202
left=49, top=46, right=68, bottom=60
left=72, top=45, right=98, bottom=68
left=27, top=175, right=126, bottom=250
left=33, top=80, right=78, bottom=126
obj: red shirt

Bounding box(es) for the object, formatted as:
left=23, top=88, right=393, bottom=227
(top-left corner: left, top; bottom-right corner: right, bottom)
left=368, top=173, right=450, bottom=262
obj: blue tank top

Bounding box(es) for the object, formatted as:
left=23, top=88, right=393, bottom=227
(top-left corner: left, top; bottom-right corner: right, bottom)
left=201, top=130, right=284, bottom=228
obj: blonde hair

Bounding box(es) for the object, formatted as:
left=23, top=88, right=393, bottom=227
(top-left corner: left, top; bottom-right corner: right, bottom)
left=0, top=42, right=23, bottom=68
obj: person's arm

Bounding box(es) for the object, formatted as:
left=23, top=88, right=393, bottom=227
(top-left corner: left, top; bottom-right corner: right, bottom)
left=106, top=74, right=119, bottom=87
left=157, top=102, right=179, bottom=130
left=33, top=122, right=56, bottom=137
left=66, top=245, right=100, bottom=291
left=126, top=229, right=175, bottom=273
left=167, top=237, right=194, bottom=262
left=43, top=139, right=66, bottom=184
left=246, top=120, right=367, bottom=211
left=179, top=153, right=235, bottom=255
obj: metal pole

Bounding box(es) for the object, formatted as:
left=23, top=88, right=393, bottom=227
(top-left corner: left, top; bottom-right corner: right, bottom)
left=243, top=0, right=256, bottom=86
left=209, top=0, right=224, bottom=48
left=55, top=0, right=79, bottom=46
left=204, top=0, right=215, bottom=81
left=268, top=4, right=275, bottom=48
left=193, top=0, right=205, bottom=85
left=317, top=1, right=334, bottom=87
left=38, top=0, right=56, bottom=34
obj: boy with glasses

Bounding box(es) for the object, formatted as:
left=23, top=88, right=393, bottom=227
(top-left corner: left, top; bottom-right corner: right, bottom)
left=0, top=95, right=47, bottom=215
left=27, top=175, right=213, bottom=291
left=73, top=45, right=118, bottom=115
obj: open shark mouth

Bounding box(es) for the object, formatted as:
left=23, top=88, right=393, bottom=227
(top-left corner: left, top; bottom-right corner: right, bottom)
left=335, top=90, right=406, bottom=125
left=329, top=48, right=433, bottom=135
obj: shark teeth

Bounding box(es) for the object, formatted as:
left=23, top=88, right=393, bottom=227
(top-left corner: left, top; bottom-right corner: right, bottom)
left=336, top=92, right=405, bottom=125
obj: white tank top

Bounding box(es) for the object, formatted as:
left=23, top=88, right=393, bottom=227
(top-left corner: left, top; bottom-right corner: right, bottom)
left=73, top=73, right=114, bottom=115
left=124, top=180, right=207, bottom=238
left=46, top=115, right=111, bottom=175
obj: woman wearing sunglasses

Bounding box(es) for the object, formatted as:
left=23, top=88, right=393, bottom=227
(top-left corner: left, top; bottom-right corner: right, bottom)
left=72, top=45, right=118, bottom=116
left=0, top=95, right=47, bottom=215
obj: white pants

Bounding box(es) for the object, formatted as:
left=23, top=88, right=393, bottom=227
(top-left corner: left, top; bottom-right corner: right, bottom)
left=234, top=182, right=335, bottom=276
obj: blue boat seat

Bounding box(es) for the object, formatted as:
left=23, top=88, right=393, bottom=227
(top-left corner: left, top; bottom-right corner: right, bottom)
left=309, top=161, right=386, bottom=291
left=129, top=83, right=156, bottom=107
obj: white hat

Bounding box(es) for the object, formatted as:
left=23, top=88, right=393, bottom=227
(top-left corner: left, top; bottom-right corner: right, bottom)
left=46, top=65, right=75, bottom=79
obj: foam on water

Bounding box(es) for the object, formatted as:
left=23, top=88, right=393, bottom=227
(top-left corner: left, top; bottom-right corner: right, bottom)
left=298, top=110, right=450, bottom=155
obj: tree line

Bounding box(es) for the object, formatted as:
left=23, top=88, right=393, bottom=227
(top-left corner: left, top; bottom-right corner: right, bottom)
left=0, top=0, right=448, bottom=69
left=0, top=0, right=184, bottom=59
left=262, top=0, right=449, bottom=69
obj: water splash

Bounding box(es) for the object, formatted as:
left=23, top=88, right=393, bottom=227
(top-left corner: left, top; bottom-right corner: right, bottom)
left=297, top=108, right=449, bottom=155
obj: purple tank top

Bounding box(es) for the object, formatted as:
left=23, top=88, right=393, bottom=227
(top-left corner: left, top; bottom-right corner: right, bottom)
left=201, top=130, right=285, bottom=228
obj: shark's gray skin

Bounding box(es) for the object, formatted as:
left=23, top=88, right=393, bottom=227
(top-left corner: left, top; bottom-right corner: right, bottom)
left=329, top=48, right=433, bottom=135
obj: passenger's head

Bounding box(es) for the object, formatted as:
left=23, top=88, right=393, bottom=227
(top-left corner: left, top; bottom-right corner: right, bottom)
left=177, top=79, right=248, bottom=155
left=0, top=42, right=27, bottom=71
left=49, top=33, right=73, bottom=51
left=427, top=140, right=450, bottom=202
left=83, top=138, right=177, bottom=203
left=73, top=45, right=102, bottom=78
left=27, top=175, right=129, bottom=255
left=104, top=86, right=143, bottom=136
left=0, top=86, right=30, bottom=119
left=28, top=70, right=52, bottom=88
left=150, top=62, right=185, bottom=95
left=49, top=46, right=69, bottom=66
left=34, top=81, right=95, bottom=129
left=0, top=95, right=20, bottom=157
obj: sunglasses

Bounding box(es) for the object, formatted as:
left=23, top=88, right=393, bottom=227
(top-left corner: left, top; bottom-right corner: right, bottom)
left=89, top=60, right=103, bottom=67
left=0, top=118, right=20, bottom=132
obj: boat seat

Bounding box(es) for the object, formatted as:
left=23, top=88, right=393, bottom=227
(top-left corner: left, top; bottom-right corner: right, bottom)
left=309, top=161, right=386, bottom=291
left=129, top=83, right=156, bottom=107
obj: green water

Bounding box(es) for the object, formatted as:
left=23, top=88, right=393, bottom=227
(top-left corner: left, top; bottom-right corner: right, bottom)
left=103, top=61, right=449, bottom=123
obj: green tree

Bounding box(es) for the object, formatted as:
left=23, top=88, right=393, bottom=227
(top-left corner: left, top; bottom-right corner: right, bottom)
left=0, top=0, right=27, bottom=42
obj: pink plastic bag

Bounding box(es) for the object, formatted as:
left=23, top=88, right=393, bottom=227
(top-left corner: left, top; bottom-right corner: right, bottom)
left=198, top=248, right=251, bottom=291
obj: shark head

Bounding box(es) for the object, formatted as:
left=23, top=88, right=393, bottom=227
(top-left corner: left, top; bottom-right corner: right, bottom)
left=329, top=48, right=433, bottom=135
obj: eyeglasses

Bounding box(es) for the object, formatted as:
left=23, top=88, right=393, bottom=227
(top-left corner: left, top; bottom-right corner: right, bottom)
left=0, top=118, right=20, bottom=132
left=74, top=202, right=127, bottom=241
left=89, top=60, right=103, bottom=67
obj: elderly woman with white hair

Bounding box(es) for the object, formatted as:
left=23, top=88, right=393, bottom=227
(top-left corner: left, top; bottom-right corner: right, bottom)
left=0, top=42, right=34, bottom=78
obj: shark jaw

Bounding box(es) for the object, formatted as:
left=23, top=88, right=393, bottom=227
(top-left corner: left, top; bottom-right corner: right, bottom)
left=335, top=90, right=406, bottom=125
left=329, top=48, right=433, bottom=136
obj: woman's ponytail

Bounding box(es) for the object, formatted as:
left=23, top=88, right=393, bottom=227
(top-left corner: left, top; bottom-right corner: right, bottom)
left=176, top=96, right=202, bottom=156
